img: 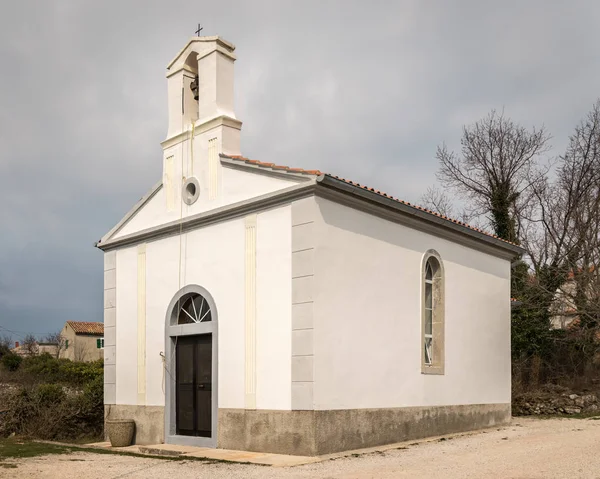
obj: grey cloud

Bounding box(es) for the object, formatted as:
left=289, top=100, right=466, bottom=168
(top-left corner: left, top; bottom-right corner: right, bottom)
left=1, top=0, right=599, bottom=335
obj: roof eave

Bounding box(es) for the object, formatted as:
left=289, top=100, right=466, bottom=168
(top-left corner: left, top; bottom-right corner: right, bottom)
left=166, top=36, right=236, bottom=70
left=317, top=175, right=525, bottom=259
left=95, top=181, right=163, bottom=249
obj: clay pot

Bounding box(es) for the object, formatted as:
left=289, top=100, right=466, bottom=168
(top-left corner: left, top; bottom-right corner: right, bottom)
left=106, top=419, right=135, bottom=447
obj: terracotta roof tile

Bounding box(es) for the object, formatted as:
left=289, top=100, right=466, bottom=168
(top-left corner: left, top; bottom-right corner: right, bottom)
left=223, top=155, right=519, bottom=247
left=329, top=175, right=518, bottom=247
left=226, top=155, right=323, bottom=176
left=67, top=321, right=104, bottom=335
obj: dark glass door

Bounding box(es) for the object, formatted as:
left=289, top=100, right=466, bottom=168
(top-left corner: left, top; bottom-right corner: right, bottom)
left=176, top=334, right=212, bottom=437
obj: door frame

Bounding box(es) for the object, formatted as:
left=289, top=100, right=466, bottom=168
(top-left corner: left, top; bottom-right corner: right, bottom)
left=164, top=285, right=218, bottom=448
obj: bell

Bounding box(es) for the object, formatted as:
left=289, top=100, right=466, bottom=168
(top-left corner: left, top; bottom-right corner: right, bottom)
left=190, top=75, right=199, bottom=101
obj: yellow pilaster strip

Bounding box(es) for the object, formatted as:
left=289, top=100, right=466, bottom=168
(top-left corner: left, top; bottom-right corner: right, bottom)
left=137, top=244, right=147, bottom=405
left=244, top=214, right=257, bottom=409
left=208, top=137, right=219, bottom=200
left=164, top=155, right=175, bottom=211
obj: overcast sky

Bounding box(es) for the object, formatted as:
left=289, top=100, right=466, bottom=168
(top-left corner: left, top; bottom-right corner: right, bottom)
left=1, top=1, right=599, bottom=339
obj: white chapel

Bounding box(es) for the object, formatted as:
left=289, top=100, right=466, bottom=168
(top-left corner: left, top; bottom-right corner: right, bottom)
left=96, top=35, right=523, bottom=456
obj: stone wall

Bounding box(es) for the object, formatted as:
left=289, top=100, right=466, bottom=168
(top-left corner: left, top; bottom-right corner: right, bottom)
left=513, top=386, right=599, bottom=415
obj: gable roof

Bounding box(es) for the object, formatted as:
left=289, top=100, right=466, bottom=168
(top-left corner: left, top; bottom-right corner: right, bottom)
left=223, top=155, right=522, bottom=252
left=96, top=153, right=524, bottom=258
left=66, top=321, right=104, bottom=335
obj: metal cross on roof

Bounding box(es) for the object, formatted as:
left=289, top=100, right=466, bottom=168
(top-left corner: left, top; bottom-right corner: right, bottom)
left=195, top=24, right=203, bottom=37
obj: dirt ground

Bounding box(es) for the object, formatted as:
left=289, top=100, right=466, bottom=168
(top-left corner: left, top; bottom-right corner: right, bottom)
left=2, top=417, right=600, bottom=478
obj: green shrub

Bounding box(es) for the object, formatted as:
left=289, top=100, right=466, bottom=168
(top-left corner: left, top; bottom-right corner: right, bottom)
left=0, top=354, right=104, bottom=440
left=21, top=353, right=59, bottom=379
left=0, top=380, right=104, bottom=441
left=1, top=352, right=22, bottom=372
left=0, top=354, right=104, bottom=441
left=35, top=383, right=66, bottom=405
left=19, top=354, right=103, bottom=385
left=0, top=344, right=10, bottom=359
left=69, top=375, right=104, bottom=437
left=58, top=358, right=103, bottom=385
left=81, top=375, right=103, bottom=407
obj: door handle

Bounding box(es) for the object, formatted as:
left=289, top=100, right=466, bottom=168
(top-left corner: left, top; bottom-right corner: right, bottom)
left=198, top=384, right=205, bottom=389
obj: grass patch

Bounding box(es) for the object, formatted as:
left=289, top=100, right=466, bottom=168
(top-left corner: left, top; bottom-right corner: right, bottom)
left=0, top=439, right=73, bottom=461
left=0, top=438, right=257, bottom=467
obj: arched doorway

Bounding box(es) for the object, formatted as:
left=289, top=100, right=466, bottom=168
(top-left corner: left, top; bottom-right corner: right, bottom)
left=164, top=285, right=218, bottom=447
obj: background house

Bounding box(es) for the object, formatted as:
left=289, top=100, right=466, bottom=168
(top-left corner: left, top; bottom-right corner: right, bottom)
left=59, top=321, right=104, bottom=362
left=11, top=341, right=58, bottom=357
left=549, top=267, right=599, bottom=330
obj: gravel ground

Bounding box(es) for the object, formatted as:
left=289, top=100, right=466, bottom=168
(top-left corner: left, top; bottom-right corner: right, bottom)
left=2, top=417, right=600, bottom=478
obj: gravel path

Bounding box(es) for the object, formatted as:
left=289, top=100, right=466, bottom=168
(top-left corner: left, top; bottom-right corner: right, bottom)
left=2, top=417, right=600, bottom=478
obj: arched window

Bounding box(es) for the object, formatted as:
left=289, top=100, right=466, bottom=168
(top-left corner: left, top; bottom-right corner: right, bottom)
left=422, top=251, right=445, bottom=374
left=176, top=293, right=212, bottom=324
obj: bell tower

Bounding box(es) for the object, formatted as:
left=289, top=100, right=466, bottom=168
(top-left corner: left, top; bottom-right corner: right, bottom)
left=165, top=36, right=240, bottom=139
left=161, top=36, right=242, bottom=208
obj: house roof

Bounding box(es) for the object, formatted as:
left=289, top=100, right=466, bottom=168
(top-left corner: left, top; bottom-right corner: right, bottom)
left=567, top=265, right=596, bottom=279
left=224, top=155, right=522, bottom=251
left=66, top=321, right=104, bottom=335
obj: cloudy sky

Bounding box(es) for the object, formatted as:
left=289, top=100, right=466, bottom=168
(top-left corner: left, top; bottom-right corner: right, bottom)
left=1, top=1, right=599, bottom=339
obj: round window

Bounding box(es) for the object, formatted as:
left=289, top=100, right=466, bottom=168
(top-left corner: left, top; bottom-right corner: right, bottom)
left=182, top=177, right=200, bottom=205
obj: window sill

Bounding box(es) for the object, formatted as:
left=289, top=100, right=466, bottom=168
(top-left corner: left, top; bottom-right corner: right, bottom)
left=421, top=365, right=445, bottom=375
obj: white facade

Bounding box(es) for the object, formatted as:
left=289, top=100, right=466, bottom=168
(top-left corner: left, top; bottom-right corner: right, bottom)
left=312, top=197, right=511, bottom=410
left=113, top=208, right=292, bottom=409
left=98, top=35, right=521, bottom=454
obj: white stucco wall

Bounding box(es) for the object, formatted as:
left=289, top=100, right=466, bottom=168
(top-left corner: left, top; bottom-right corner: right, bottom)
left=113, top=205, right=292, bottom=410
left=113, top=152, right=300, bottom=240
left=256, top=206, right=292, bottom=410
left=312, top=197, right=511, bottom=410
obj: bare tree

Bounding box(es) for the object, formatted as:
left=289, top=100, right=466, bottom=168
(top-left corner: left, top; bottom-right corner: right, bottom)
left=435, top=110, right=551, bottom=243
left=521, top=100, right=600, bottom=336
left=420, top=185, right=479, bottom=226
left=426, top=102, right=600, bottom=387
left=421, top=185, right=455, bottom=217
left=0, top=333, right=12, bottom=357
left=0, top=333, right=12, bottom=350
left=43, top=331, right=67, bottom=359
left=22, top=333, right=39, bottom=356
left=73, top=341, right=89, bottom=362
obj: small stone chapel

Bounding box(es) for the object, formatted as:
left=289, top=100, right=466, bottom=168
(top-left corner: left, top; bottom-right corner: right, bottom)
left=96, top=35, right=523, bottom=456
